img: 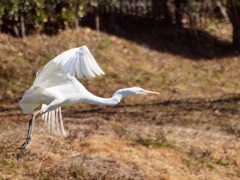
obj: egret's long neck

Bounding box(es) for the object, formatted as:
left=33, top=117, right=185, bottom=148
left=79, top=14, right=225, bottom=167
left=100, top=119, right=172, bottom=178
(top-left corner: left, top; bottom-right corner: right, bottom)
left=83, top=88, right=132, bottom=106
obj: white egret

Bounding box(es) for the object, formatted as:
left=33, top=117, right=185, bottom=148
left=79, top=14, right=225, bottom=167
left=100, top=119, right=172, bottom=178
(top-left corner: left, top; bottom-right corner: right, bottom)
left=17, top=45, right=159, bottom=159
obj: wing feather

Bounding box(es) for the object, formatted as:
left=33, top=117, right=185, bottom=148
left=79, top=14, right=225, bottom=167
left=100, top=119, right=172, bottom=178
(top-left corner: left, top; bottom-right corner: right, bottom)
left=83, top=53, right=95, bottom=78
left=54, top=45, right=105, bottom=78
left=69, top=55, right=76, bottom=76
left=80, top=53, right=87, bottom=77
left=76, top=54, right=84, bottom=78
left=83, top=47, right=104, bottom=76
left=83, top=53, right=94, bottom=77
left=33, top=45, right=105, bottom=87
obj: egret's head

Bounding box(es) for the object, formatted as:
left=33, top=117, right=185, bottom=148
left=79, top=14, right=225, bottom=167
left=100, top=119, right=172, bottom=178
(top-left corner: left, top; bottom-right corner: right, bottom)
left=132, top=87, right=160, bottom=95
left=116, top=87, right=159, bottom=96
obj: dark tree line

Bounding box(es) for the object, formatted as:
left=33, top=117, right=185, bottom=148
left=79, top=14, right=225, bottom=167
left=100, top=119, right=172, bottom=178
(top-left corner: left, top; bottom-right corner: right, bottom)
left=227, top=0, right=240, bottom=49
left=0, top=0, right=239, bottom=50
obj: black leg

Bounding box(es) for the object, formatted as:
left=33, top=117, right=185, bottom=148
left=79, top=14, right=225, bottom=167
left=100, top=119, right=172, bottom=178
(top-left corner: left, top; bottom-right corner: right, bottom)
left=17, top=114, right=36, bottom=160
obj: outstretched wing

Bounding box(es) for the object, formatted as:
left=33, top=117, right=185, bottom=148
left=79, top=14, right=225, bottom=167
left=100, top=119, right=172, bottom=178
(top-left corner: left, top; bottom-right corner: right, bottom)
left=33, top=45, right=105, bottom=87
left=53, top=45, right=105, bottom=78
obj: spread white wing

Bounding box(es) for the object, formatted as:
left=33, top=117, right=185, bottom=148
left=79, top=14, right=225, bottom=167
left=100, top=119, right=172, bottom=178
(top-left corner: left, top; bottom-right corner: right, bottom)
left=33, top=45, right=105, bottom=87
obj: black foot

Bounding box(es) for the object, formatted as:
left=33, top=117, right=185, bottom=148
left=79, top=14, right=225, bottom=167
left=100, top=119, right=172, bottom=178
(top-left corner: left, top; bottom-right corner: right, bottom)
left=17, top=137, right=31, bottom=160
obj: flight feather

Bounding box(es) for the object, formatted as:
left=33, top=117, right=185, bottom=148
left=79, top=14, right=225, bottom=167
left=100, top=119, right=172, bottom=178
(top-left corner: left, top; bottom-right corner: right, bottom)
left=53, top=45, right=105, bottom=78
left=33, top=45, right=105, bottom=87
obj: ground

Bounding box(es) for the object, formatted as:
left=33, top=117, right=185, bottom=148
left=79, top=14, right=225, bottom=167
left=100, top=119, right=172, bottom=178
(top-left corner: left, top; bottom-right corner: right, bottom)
left=0, top=26, right=240, bottom=179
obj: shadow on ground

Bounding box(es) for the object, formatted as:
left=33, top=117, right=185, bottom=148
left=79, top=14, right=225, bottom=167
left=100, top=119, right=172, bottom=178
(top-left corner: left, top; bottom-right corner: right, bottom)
left=83, top=15, right=239, bottom=60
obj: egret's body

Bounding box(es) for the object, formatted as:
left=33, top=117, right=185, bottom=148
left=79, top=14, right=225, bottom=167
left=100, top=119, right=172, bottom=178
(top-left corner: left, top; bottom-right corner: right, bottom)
left=17, top=45, right=159, bottom=159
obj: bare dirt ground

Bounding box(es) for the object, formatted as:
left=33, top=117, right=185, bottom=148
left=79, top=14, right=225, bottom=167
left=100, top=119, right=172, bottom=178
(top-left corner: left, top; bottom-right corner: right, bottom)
left=0, top=26, right=240, bottom=179
left=1, top=97, right=240, bottom=179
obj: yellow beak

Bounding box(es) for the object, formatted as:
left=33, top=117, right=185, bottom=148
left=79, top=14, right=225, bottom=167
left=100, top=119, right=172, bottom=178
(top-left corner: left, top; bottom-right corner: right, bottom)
left=143, top=90, right=160, bottom=95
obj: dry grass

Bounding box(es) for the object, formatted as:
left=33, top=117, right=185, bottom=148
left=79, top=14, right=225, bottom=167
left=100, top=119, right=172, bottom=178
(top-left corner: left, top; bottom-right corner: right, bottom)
left=0, top=27, right=240, bottom=179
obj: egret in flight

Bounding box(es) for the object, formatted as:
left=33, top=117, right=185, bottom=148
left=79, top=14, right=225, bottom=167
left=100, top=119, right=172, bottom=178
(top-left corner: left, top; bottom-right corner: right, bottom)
left=17, top=45, right=159, bottom=159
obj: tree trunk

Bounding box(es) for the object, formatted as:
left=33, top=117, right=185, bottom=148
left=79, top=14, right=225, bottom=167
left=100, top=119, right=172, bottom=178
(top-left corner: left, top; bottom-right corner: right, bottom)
left=75, top=19, right=80, bottom=32
left=216, top=1, right=229, bottom=22
left=75, top=0, right=80, bottom=32
left=20, top=14, right=26, bottom=38
left=152, top=0, right=171, bottom=24
left=95, top=5, right=100, bottom=31
left=13, top=24, right=20, bottom=37
left=227, top=0, right=240, bottom=50
left=174, top=0, right=186, bottom=27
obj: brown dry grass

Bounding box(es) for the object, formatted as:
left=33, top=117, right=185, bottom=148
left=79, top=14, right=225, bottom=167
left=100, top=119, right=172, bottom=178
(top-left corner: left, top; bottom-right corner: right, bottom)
left=0, top=27, right=240, bottom=179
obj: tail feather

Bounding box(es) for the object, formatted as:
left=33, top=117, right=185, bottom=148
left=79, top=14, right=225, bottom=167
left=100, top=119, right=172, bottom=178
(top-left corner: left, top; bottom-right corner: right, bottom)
left=55, top=109, right=60, bottom=135
left=41, top=105, right=67, bottom=136
left=59, top=108, right=67, bottom=136
left=51, top=111, right=55, bottom=134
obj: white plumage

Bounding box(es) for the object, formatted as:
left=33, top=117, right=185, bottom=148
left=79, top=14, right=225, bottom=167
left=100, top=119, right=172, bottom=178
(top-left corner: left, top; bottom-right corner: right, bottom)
left=20, top=45, right=105, bottom=136
left=33, top=45, right=104, bottom=89
left=17, top=45, right=159, bottom=159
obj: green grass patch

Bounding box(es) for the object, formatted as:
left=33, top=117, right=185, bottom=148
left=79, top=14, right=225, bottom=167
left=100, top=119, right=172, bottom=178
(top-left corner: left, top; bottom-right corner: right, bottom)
left=184, top=156, right=214, bottom=171
left=67, top=163, right=91, bottom=179
left=134, top=137, right=177, bottom=150
left=38, top=171, right=50, bottom=180
left=218, top=159, right=230, bottom=167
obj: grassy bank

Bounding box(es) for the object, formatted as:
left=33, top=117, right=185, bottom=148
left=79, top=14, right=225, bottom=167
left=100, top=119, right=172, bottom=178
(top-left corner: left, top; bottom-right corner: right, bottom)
left=0, top=27, right=240, bottom=179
